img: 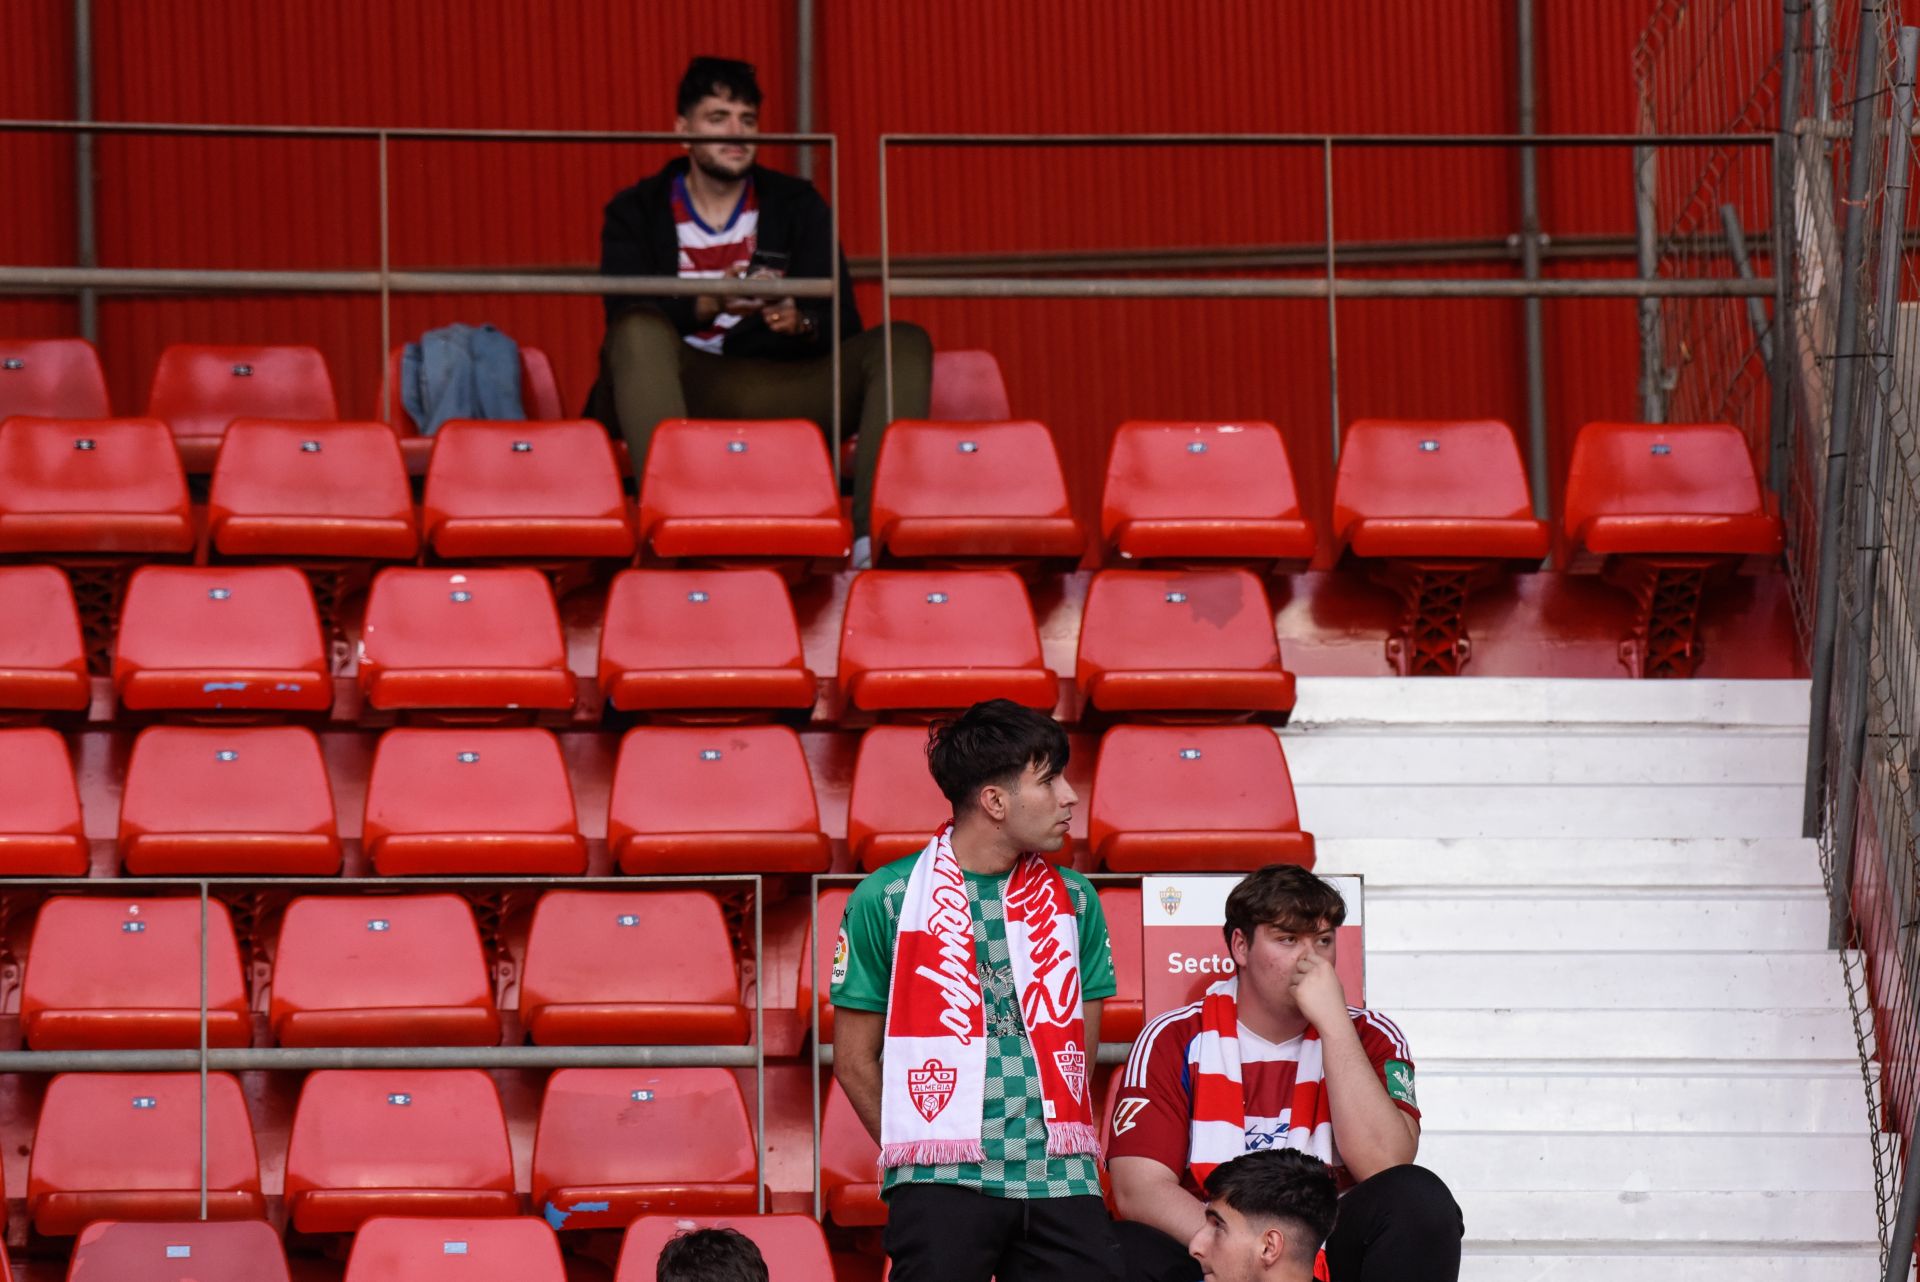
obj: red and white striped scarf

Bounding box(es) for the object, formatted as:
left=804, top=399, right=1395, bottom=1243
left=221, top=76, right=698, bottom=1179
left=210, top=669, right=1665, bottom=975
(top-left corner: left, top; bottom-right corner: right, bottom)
left=879, top=825, right=1099, bottom=1167
left=1187, top=976, right=1336, bottom=1186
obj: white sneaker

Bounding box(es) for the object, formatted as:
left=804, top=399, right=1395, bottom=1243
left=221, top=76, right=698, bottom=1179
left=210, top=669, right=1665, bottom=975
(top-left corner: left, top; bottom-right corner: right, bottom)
left=851, top=535, right=872, bottom=569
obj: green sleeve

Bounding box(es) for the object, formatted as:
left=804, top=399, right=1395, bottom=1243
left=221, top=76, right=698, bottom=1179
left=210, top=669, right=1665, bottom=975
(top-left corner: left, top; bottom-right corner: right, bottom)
left=1069, top=872, right=1118, bottom=1002
left=829, top=871, right=896, bottom=1013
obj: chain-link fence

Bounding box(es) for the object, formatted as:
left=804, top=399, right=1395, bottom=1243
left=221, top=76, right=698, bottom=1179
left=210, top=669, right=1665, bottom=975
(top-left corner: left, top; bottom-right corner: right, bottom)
left=1642, top=2, right=1920, bottom=1276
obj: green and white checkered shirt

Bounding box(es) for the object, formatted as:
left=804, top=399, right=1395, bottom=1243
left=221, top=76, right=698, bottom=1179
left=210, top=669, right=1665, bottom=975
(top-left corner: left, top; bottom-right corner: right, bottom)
left=832, top=854, right=1116, bottom=1201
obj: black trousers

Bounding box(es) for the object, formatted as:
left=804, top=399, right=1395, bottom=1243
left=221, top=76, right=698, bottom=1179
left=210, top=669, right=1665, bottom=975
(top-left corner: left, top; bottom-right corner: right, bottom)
left=885, top=1183, right=1126, bottom=1282
left=1116, top=1165, right=1464, bottom=1282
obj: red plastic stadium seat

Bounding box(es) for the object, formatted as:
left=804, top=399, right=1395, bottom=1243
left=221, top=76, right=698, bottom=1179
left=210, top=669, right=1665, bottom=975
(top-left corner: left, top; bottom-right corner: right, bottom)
left=837, top=569, right=1057, bottom=712
left=345, top=1216, right=564, bottom=1282
left=362, top=728, right=585, bottom=875
left=795, top=887, right=851, bottom=1042
left=29, top=1071, right=264, bottom=1235
left=0, top=418, right=193, bottom=554
left=271, top=894, right=500, bottom=1047
left=845, top=725, right=950, bottom=871
left=112, top=566, right=331, bottom=712
left=21, top=897, right=250, bottom=1050
left=0, top=338, right=110, bottom=420
left=359, top=568, right=573, bottom=711
left=1101, top=421, right=1317, bottom=565
left=1332, top=419, right=1551, bottom=561
left=870, top=420, right=1084, bottom=560
left=638, top=420, right=851, bottom=559
left=606, top=727, right=828, bottom=875
left=119, top=725, right=340, bottom=875
left=145, top=344, right=337, bottom=442
left=207, top=419, right=417, bottom=559
left=820, top=1079, right=884, bottom=1227
left=0, top=567, right=90, bottom=711
left=0, top=728, right=89, bottom=875
left=532, top=1068, right=756, bottom=1228
left=1088, top=726, right=1314, bottom=872
left=928, top=349, right=1012, bottom=421
left=617, top=1216, right=834, bottom=1282
left=67, top=1219, right=290, bottom=1282
left=285, top=1069, right=516, bottom=1234
left=597, top=569, right=816, bottom=714
left=379, top=344, right=568, bottom=434
left=1075, top=569, right=1294, bottom=715
left=1097, top=886, right=1143, bottom=1044
left=520, top=890, right=748, bottom=1045
left=421, top=419, right=635, bottom=558
left=1564, top=421, right=1784, bottom=557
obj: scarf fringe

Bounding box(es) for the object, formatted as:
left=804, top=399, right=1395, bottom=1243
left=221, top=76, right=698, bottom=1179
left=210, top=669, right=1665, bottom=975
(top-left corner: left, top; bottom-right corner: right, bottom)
left=1043, top=1121, right=1103, bottom=1158
left=880, top=1139, right=987, bottom=1169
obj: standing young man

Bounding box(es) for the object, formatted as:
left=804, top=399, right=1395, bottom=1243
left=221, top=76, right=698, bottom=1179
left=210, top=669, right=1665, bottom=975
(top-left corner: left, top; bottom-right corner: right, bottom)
left=588, top=55, right=932, bottom=547
left=1108, top=865, right=1462, bottom=1282
left=832, top=699, right=1124, bottom=1281
left=1187, top=1150, right=1340, bottom=1282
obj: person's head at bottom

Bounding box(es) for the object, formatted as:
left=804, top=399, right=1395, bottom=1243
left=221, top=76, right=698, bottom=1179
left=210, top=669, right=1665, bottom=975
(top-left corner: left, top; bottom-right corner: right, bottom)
left=1189, top=1149, right=1339, bottom=1282
left=657, top=1226, right=768, bottom=1282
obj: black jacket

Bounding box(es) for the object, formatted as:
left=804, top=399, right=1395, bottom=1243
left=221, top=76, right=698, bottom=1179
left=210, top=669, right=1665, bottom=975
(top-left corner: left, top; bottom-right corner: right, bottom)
left=598, top=157, right=862, bottom=360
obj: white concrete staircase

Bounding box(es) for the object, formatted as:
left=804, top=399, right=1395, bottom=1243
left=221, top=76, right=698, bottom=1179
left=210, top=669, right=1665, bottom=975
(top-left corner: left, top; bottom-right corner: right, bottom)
left=1286, top=678, right=1880, bottom=1281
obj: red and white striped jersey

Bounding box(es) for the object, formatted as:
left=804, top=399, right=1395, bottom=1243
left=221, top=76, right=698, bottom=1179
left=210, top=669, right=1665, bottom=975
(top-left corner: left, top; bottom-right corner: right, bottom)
left=1107, top=1003, right=1420, bottom=1193
left=672, top=173, right=759, bottom=354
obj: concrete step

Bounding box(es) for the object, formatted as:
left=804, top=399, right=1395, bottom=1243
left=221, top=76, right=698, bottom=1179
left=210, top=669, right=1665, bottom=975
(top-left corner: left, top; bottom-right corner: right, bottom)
left=1458, top=1246, right=1880, bottom=1281
left=1366, top=889, right=1829, bottom=951
left=1416, top=1070, right=1872, bottom=1134
left=1314, top=837, right=1823, bottom=890
left=1370, top=951, right=1850, bottom=1009
left=1418, top=1131, right=1875, bottom=1192
left=1394, top=1008, right=1857, bottom=1062
left=1456, top=1188, right=1878, bottom=1244
left=1294, top=782, right=1800, bottom=839
left=1282, top=731, right=1805, bottom=786
left=1289, top=677, right=1809, bottom=730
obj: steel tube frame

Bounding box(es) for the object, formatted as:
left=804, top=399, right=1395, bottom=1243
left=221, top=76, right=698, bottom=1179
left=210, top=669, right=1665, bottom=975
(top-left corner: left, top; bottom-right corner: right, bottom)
left=1720, top=203, right=1777, bottom=366
left=1635, top=144, right=1666, bottom=422
left=1888, top=1118, right=1920, bottom=1282
left=0, top=266, right=833, bottom=298
left=886, top=276, right=1774, bottom=299
left=71, top=0, right=96, bottom=342
left=1804, top=0, right=1888, bottom=849
left=1517, top=0, right=1551, bottom=521
left=795, top=0, right=815, bottom=181
left=1774, top=1, right=1807, bottom=496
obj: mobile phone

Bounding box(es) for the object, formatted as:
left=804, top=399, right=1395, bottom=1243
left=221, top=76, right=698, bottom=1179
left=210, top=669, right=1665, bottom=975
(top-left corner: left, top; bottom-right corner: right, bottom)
left=747, top=248, right=789, bottom=278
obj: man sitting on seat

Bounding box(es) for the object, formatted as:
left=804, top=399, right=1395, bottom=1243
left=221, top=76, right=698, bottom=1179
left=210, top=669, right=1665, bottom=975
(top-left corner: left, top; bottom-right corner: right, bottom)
left=1108, top=864, right=1463, bottom=1282
left=1187, top=1150, right=1339, bottom=1282
left=589, top=55, right=931, bottom=551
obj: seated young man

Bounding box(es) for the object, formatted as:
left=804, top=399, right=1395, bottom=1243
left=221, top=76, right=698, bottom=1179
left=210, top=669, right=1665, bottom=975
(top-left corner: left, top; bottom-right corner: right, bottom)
left=1187, top=1150, right=1339, bottom=1282
left=1107, top=865, right=1463, bottom=1282
left=588, top=55, right=932, bottom=550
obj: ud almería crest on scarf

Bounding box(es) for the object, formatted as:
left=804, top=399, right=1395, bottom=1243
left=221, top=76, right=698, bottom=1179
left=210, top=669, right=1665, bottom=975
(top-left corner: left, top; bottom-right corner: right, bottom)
left=908, top=1058, right=958, bottom=1121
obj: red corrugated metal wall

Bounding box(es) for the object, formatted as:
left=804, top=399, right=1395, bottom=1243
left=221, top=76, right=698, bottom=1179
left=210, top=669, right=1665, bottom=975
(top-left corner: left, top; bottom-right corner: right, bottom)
left=2, top=0, right=1659, bottom=538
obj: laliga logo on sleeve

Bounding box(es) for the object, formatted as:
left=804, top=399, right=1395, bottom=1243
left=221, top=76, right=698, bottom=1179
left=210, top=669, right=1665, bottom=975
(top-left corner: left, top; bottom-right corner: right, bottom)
left=831, top=929, right=849, bottom=987
left=1053, top=1043, right=1088, bottom=1104
left=909, top=1059, right=957, bottom=1121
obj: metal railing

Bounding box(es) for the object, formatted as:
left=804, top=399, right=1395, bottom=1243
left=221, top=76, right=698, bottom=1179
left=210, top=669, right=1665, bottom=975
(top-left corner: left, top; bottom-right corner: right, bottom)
left=0, top=873, right=769, bottom=1219
left=875, top=129, right=1786, bottom=520
left=0, top=119, right=845, bottom=472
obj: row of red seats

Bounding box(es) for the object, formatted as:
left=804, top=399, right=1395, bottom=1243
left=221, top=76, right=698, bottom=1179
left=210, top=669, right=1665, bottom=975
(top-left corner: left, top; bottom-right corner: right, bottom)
left=0, top=403, right=1783, bottom=570
left=0, top=722, right=1311, bottom=876
left=0, top=562, right=1294, bottom=719
left=16, top=1066, right=761, bottom=1236
left=16, top=891, right=746, bottom=1050
left=0, top=337, right=1011, bottom=439
left=64, top=1215, right=839, bottom=1282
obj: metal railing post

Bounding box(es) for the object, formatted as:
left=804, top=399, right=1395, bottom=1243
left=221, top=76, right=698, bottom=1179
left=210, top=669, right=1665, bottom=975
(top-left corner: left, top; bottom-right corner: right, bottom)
left=1887, top=1123, right=1920, bottom=1282
left=72, top=0, right=96, bottom=342
left=754, top=877, right=766, bottom=1214
left=795, top=0, right=816, bottom=181
left=199, top=881, right=209, bottom=1220
left=1322, top=138, right=1341, bottom=459
left=810, top=874, right=823, bottom=1221
left=830, top=137, right=842, bottom=487
left=1773, top=1, right=1808, bottom=496
left=1804, top=0, right=1888, bottom=846
left=1720, top=204, right=1777, bottom=366
left=1517, top=0, right=1551, bottom=521
left=1635, top=143, right=1666, bottom=422
left=378, top=131, right=391, bottom=425
left=880, top=135, right=894, bottom=427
